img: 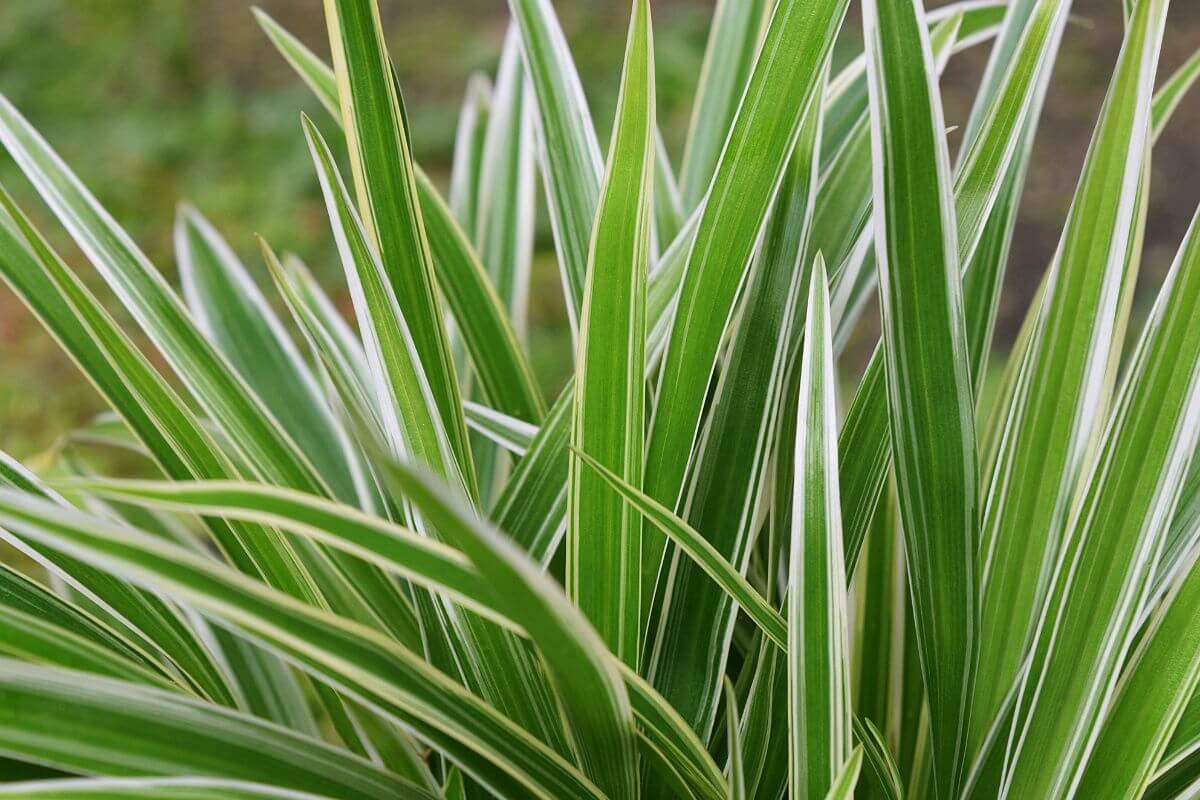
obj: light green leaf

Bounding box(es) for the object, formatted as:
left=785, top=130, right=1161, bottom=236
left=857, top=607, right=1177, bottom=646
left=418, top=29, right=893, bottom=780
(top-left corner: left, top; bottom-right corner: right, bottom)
left=1004, top=190, right=1200, bottom=797
left=824, top=748, right=864, bottom=800
left=643, top=0, right=851, bottom=623
left=573, top=450, right=786, bottom=651
left=0, top=95, right=330, bottom=501
left=568, top=0, right=654, bottom=668
left=505, top=0, right=603, bottom=330
left=723, top=679, right=746, bottom=800
left=974, top=0, right=1167, bottom=751
left=863, top=0, right=980, bottom=793
left=788, top=259, right=852, bottom=799
left=1075, top=541, right=1200, bottom=799
left=321, top=0, right=474, bottom=493
left=0, top=777, right=334, bottom=800
left=677, top=0, right=771, bottom=210
left=254, top=9, right=545, bottom=425
left=376, top=456, right=639, bottom=800
left=0, top=491, right=602, bottom=800
left=0, top=661, right=428, bottom=800
left=175, top=205, right=361, bottom=507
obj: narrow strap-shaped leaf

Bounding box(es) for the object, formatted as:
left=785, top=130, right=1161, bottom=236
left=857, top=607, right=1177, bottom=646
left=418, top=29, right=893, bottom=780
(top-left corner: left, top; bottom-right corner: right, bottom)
left=648, top=84, right=823, bottom=740
left=468, top=26, right=538, bottom=504
left=321, top=0, right=474, bottom=493
left=0, top=560, right=159, bottom=674
left=574, top=450, right=786, bottom=650
left=1151, top=46, right=1200, bottom=142
left=0, top=777, right=334, bottom=799
left=1075, top=544, right=1200, bottom=799
left=506, top=0, right=603, bottom=330
left=302, top=117, right=465, bottom=498
left=854, top=717, right=905, bottom=800
left=57, top=478, right=500, bottom=631
left=723, top=679, right=746, bottom=800
left=0, top=601, right=182, bottom=691
left=0, top=660, right=428, bottom=800
left=302, top=118, right=573, bottom=756
left=465, top=402, right=536, bottom=457
left=0, top=199, right=337, bottom=729
left=449, top=73, right=491, bottom=236
left=975, top=0, right=1167, bottom=750
left=476, top=27, right=536, bottom=343
left=377, top=457, right=639, bottom=800
left=788, top=260, right=852, bottom=799
left=643, top=0, right=851, bottom=618
left=653, top=133, right=685, bottom=248
left=175, top=206, right=362, bottom=506
left=677, top=0, right=771, bottom=210
left=66, top=474, right=725, bottom=800
left=839, top=0, right=1076, bottom=580
left=824, top=748, right=864, bottom=800
left=0, top=493, right=602, bottom=800
left=0, top=95, right=330, bottom=500
left=864, top=0, right=980, bottom=794
left=254, top=10, right=544, bottom=424
left=568, top=0, right=654, bottom=669
left=1003, top=193, right=1200, bottom=798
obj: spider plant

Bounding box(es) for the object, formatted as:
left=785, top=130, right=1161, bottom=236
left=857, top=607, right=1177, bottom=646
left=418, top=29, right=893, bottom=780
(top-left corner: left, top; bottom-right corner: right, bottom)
left=0, top=0, right=1199, bottom=797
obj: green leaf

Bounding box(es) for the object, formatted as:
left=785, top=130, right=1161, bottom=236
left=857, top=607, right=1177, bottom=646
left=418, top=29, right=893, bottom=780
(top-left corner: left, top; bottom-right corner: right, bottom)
left=677, top=0, right=771, bottom=210
left=567, top=0, right=654, bottom=669
left=464, top=401, right=537, bottom=457
left=376, top=456, right=639, bottom=800
left=854, top=718, right=904, bottom=800
left=1075, top=541, right=1200, bottom=799
left=476, top=27, right=536, bottom=343
left=302, top=117, right=466, bottom=498
left=0, top=777, right=335, bottom=799
left=321, top=0, right=474, bottom=494
left=573, top=450, right=785, bottom=651
left=824, top=748, right=864, bottom=800
left=643, top=0, right=851, bottom=621
left=59, top=474, right=726, bottom=800
left=1004, top=188, right=1200, bottom=797
left=302, top=118, right=574, bottom=756
left=175, top=205, right=362, bottom=507
left=253, top=9, right=544, bottom=425
left=863, top=0, right=980, bottom=793
left=1151, top=46, right=1200, bottom=142
left=0, top=602, right=177, bottom=691
left=0, top=95, right=330, bottom=501
left=723, top=679, right=746, bottom=800
left=974, top=0, right=1167, bottom=751
left=0, top=491, right=602, bottom=800
left=506, top=0, right=604, bottom=330
left=788, top=259, right=852, bottom=799
left=648, top=80, right=823, bottom=740
left=448, top=73, right=491, bottom=236
left=0, top=661, right=429, bottom=800
left=838, top=0, right=1074, bottom=580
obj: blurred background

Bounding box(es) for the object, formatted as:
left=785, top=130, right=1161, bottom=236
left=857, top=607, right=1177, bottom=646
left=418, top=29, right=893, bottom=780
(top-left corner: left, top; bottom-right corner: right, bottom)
left=0, top=0, right=1198, bottom=460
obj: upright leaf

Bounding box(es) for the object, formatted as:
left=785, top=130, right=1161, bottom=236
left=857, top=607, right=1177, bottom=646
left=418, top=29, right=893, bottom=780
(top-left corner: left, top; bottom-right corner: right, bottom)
left=788, top=260, right=852, bottom=799
left=643, top=0, right=851, bottom=617
left=1004, top=188, right=1200, bottom=799
left=975, top=0, right=1166, bottom=744
left=677, top=0, right=771, bottom=210
left=568, top=0, right=655, bottom=668
left=322, top=0, right=475, bottom=494
left=863, top=0, right=980, bottom=793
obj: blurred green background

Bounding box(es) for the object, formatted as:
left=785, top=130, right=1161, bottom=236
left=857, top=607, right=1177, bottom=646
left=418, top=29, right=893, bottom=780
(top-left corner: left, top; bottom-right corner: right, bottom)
left=1, top=0, right=1198, bottom=461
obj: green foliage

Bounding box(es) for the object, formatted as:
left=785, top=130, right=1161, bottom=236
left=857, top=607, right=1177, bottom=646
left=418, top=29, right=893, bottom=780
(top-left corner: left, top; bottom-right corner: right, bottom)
left=0, top=1, right=1199, bottom=798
